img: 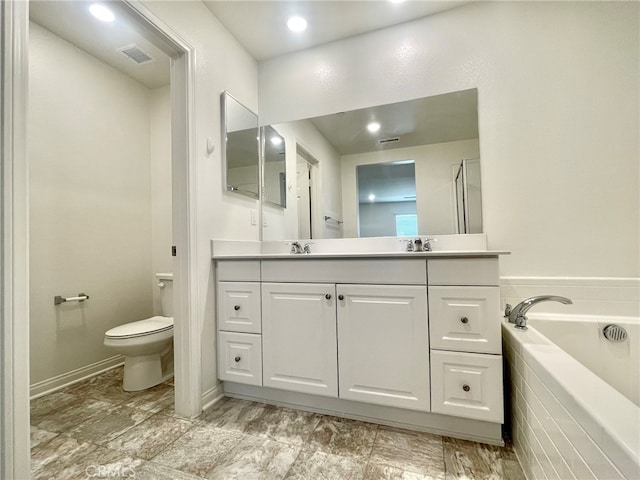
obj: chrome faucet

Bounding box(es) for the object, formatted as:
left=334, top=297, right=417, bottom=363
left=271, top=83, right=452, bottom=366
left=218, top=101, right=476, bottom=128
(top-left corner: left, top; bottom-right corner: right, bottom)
left=288, top=241, right=312, bottom=254
left=288, top=241, right=303, bottom=254
left=401, top=239, right=414, bottom=252
left=505, top=295, right=573, bottom=330
left=424, top=237, right=437, bottom=252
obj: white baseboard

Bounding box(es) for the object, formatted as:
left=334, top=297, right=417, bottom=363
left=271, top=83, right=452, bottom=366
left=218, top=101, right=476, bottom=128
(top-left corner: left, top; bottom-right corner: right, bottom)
left=201, top=382, right=224, bottom=412
left=30, top=355, right=124, bottom=400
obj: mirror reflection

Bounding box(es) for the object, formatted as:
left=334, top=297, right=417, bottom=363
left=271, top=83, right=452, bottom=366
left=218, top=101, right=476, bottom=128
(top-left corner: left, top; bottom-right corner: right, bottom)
left=223, top=92, right=259, bottom=199
left=357, top=161, right=417, bottom=237
left=263, top=125, right=286, bottom=207
left=263, top=88, right=481, bottom=240
left=455, top=158, right=482, bottom=234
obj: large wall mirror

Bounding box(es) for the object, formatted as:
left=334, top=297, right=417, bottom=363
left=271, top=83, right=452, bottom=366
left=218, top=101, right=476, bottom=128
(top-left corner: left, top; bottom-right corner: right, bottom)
left=222, top=91, right=259, bottom=199
left=263, top=88, right=482, bottom=240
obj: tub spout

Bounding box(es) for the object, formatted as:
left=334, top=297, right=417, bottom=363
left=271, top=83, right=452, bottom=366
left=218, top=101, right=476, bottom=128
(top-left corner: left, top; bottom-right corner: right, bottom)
left=505, top=295, right=573, bottom=330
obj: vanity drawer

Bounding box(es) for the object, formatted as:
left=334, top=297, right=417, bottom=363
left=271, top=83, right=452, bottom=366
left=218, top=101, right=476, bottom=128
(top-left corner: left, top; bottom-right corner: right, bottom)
left=217, top=261, right=260, bottom=282
left=218, top=331, right=262, bottom=386
left=430, top=350, right=503, bottom=423
left=218, top=282, right=261, bottom=333
left=428, top=286, right=501, bottom=354
left=427, top=258, right=498, bottom=286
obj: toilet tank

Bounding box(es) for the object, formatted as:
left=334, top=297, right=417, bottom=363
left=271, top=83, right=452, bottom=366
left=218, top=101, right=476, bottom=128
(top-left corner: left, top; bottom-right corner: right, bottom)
left=156, top=273, right=173, bottom=317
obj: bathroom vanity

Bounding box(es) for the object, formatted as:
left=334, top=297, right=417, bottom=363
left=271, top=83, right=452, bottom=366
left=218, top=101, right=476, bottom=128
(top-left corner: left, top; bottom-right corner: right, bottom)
left=213, top=244, right=506, bottom=445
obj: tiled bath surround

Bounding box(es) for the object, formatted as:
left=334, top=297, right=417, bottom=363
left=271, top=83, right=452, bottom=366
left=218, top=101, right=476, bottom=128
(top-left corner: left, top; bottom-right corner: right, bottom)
left=31, top=367, right=525, bottom=479
left=503, top=323, right=639, bottom=480
left=501, top=277, right=640, bottom=318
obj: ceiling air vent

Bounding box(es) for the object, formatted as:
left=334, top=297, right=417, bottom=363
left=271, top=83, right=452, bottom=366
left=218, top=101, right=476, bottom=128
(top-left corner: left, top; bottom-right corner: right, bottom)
left=117, top=44, right=154, bottom=64
left=378, top=137, right=400, bottom=145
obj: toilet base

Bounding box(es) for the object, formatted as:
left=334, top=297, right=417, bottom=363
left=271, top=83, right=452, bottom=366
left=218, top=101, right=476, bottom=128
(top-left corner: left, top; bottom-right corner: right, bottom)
left=123, top=353, right=163, bottom=391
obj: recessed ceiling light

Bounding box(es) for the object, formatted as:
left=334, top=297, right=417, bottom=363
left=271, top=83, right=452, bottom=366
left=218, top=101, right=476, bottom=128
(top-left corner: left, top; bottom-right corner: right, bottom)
left=287, top=16, right=307, bottom=33
left=368, top=194, right=376, bottom=201
left=270, top=136, right=283, bottom=146
left=89, top=4, right=115, bottom=22
left=367, top=122, right=381, bottom=133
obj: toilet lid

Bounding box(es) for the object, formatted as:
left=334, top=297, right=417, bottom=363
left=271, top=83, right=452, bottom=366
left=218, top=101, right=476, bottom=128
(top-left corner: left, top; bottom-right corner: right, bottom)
left=105, top=316, right=173, bottom=339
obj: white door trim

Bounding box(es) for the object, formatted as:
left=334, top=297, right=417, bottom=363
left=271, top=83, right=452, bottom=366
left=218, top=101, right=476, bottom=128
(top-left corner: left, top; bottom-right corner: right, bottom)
left=1, top=1, right=30, bottom=478
left=122, top=0, right=202, bottom=418
left=1, top=2, right=202, bottom=475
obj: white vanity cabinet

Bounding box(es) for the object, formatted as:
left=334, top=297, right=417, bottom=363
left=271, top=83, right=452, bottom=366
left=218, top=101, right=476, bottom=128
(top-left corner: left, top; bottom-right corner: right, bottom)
left=261, top=282, right=338, bottom=397
left=214, top=253, right=506, bottom=446
left=337, top=284, right=430, bottom=411
left=427, top=258, right=504, bottom=423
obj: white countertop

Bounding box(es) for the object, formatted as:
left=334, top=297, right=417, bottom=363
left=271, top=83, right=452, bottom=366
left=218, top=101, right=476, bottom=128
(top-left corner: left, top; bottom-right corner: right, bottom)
left=212, top=250, right=509, bottom=260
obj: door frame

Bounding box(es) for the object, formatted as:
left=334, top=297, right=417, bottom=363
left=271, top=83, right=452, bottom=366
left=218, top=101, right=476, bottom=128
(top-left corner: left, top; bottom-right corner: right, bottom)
left=1, top=1, right=201, bottom=476
left=1, top=1, right=30, bottom=477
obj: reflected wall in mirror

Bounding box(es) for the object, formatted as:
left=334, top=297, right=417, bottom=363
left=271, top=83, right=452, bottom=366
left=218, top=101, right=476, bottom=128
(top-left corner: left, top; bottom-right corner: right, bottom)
left=222, top=91, right=259, bottom=199
left=263, top=125, right=286, bottom=207
left=265, top=88, right=481, bottom=241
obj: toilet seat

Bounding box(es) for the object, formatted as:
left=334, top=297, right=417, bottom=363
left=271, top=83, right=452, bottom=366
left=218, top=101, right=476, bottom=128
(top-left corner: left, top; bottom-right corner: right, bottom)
left=105, top=316, right=173, bottom=339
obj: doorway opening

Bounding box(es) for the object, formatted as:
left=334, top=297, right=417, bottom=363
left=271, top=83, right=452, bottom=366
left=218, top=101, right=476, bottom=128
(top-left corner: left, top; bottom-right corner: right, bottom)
left=296, top=144, right=319, bottom=240
left=2, top=1, right=198, bottom=476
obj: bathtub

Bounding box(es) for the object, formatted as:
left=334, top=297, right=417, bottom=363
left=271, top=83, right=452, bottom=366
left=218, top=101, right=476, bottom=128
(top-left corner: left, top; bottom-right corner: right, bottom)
left=502, top=314, right=640, bottom=480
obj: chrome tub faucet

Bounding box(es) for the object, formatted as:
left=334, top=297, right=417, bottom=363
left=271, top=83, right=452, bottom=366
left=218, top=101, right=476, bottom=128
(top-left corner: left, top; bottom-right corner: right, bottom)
left=504, top=295, right=573, bottom=330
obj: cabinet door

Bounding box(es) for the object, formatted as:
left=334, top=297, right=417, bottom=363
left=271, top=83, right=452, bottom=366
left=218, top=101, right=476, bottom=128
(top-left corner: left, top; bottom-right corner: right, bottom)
left=428, top=286, right=501, bottom=354
left=262, top=283, right=338, bottom=397
left=218, top=282, right=261, bottom=334
left=337, top=284, right=430, bottom=411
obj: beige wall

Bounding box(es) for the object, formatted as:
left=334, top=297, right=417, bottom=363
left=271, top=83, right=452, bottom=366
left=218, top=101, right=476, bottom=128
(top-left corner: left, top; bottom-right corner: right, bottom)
left=29, top=23, right=155, bottom=384
left=150, top=85, right=172, bottom=315
left=259, top=1, right=639, bottom=278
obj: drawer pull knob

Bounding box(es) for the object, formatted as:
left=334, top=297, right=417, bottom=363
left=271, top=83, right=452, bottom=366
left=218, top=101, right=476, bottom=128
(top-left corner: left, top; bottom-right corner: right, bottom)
left=338, top=294, right=344, bottom=301
left=234, top=356, right=241, bottom=363
left=325, top=294, right=332, bottom=300
left=463, top=384, right=470, bottom=392
left=460, top=317, right=469, bottom=324
left=234, top=305, right=241, bottom=311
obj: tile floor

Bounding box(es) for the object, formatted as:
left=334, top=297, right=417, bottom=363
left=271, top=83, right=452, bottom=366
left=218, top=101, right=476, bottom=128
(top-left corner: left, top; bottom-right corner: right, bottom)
left=30, top=367, right=525, bottom=480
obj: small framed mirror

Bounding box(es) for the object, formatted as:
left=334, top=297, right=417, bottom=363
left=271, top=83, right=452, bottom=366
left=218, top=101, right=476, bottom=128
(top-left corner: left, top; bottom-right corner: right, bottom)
left=222, top=91, right=259, bottom=199
left=263, top=125, right=286, bottom=208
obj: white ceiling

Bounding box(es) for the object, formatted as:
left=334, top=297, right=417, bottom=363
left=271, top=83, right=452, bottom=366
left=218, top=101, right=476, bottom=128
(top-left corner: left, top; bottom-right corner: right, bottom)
left=28, top=1, right=470, bottom=87
left=202, top=0, right=471, bottom=61
left=29, top=1, right=170, bottom=89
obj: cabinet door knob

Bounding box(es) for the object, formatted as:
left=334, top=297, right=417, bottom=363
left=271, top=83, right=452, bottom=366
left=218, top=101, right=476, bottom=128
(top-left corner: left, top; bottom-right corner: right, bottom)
left=460, top=316, right=469, bottom=324
left=338, top=294, right=344, bottom=301
left=325, top=293, right=332, bottom=300
left=234, top=305, right=241, bottom=311
left=234, top=356, right=241, bottom=363
left=463, top=384, right=470, bottom=392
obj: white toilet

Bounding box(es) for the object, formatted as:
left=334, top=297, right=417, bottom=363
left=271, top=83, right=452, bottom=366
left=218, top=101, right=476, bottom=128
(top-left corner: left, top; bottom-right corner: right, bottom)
left=104, top=273, right=174, bottom=391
